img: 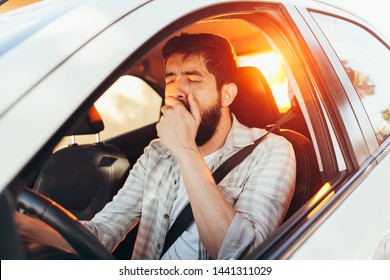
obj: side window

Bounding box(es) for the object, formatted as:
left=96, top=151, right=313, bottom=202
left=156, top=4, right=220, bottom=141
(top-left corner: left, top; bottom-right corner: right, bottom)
left=312, top=13, right=390, bottom=144
left=95, top=75, right=162, bottom=140
left=55, top=75, right=162, bottom=150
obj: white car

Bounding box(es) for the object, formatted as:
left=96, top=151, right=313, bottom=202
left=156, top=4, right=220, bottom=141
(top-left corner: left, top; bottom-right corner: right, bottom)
left=1, top=0, right=389, bottom=260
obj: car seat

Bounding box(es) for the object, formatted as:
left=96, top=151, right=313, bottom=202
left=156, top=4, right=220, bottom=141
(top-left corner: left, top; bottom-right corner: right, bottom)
left=33, top=106, right=131, bottom=220
left=232, top=66, right=323, bottom=221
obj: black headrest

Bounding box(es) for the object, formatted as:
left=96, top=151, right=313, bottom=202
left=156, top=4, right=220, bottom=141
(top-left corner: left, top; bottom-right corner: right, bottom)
left=66, top=105, right=104, bottom=136
left=230, top=66, right=280, bottom=128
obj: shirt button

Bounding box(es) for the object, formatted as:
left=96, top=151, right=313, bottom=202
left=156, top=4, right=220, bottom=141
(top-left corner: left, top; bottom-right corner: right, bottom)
left=164, top=214, right=169, bottom=219
left=157, top=244, right=161, bottom=249
left=173, top=179, right=177, bottom=185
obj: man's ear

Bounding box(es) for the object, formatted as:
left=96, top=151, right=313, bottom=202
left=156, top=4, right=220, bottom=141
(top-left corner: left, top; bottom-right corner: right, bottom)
left=221, top=83, right=237, bottom=107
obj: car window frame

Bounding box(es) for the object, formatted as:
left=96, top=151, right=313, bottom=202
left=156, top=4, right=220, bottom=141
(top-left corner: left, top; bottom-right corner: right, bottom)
left=29, top=0, right=351, bottom=227
left=305, top=8, right=383, bottom=158
left=308, top=10, right=390, bottom=161
left=246, top=6, right=345, bottom=177
left=287, top=5, right=375, bottom=168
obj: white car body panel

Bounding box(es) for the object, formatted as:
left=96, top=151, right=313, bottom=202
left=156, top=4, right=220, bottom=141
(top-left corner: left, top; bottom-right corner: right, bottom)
left=290, top=154, right=390, bottom=259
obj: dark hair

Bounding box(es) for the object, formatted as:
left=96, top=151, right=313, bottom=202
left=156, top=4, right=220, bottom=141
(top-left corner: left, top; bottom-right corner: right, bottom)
left=161, top=33, right=237, bottom=92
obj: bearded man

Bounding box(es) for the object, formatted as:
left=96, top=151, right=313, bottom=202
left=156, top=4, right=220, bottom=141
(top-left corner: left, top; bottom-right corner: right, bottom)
left=15, top=33, right=296, bottom=260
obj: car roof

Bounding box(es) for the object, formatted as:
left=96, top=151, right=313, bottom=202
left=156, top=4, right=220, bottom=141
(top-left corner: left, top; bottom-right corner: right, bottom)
left=0, top=0, right=150, bottom=117
left=0, top=0, right=88, bottom=57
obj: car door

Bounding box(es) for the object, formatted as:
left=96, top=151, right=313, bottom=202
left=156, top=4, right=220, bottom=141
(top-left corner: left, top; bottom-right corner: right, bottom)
left=288, top=7, right=390, bottom=259
left=253, top=4, right=390, bottom=259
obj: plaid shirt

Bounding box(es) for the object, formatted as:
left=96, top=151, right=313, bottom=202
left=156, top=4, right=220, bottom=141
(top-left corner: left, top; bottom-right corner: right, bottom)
left=82, top=115, right=296, bottom=259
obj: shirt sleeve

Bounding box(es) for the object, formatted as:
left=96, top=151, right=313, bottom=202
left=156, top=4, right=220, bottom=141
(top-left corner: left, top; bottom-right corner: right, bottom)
left=218, top=135, right=296, bottom=259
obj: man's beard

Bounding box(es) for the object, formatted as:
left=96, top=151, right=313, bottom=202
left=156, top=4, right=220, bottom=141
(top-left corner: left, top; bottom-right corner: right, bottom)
left=181, top=99, right=221, bottom=147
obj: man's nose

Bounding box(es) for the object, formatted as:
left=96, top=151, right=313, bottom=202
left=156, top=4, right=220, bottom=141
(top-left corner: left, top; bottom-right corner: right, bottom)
left=167, top=80, right=187, bottom=100
left=173, top=91, right=186, bottom=102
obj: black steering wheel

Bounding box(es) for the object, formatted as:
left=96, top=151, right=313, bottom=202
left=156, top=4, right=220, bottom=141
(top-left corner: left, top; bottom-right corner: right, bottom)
left=17, top=188, right=114, bottom=260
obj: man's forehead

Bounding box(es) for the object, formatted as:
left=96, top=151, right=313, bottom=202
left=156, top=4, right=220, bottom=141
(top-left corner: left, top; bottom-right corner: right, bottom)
left=165, top=53, right=209, bottom=74
left=166, top=53, right=205, bottom=67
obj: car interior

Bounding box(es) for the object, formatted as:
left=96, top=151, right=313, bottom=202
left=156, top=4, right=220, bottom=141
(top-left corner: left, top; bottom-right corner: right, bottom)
left=2, top=8, right=332, bottom=260
left=33, top=106, right=131, bottom=221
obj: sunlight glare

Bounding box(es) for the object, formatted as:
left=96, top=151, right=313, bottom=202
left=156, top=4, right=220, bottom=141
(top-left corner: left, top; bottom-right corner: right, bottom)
left=307, top=182, right=335, bottom=219
left=238, top=52, right=291, bottom=113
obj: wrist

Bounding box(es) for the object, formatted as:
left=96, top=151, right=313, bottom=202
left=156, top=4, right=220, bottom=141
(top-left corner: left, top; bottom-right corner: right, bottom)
left=172, top=144, right=200, bottom=163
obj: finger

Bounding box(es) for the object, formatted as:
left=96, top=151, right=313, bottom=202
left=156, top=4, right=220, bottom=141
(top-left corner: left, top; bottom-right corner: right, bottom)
left=160, top=104, right=171, bottom=115
left=156, top=121, right=161, bottom=138
left=188, top=93, right=201, bottom=123
left=164, top=96, right=182, bottom=106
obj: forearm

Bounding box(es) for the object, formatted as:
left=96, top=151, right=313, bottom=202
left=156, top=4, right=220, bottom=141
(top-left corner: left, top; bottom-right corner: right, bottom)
left=15, top=211, right=75, bottom=254
left=175, top=148, right=236, bottom=259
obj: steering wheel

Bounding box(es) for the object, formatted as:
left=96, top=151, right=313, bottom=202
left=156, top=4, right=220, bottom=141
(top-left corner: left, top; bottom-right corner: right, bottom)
left=17, top=188, right=114, bottom=260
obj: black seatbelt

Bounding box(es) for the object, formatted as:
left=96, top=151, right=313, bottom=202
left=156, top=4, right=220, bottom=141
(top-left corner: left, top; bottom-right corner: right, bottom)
left=160, top=108, right=296, bottom=258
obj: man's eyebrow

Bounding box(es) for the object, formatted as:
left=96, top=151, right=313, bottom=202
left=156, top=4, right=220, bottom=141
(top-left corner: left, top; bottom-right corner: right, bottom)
left=164, top=71, right=174, bottom=78
left=164, top=69, right=204, bottom=78
left=183, top=70, right=203, bottom=77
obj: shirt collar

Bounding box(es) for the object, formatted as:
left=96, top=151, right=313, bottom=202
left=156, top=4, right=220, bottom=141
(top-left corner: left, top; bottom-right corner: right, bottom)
left=223, top=114, right=256, bottom=151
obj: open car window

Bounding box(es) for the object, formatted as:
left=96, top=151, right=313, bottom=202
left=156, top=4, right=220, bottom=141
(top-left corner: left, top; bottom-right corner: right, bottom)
left=55, top=75, right=162, bottom=150
left=95, top=76, right=162, bottom=140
